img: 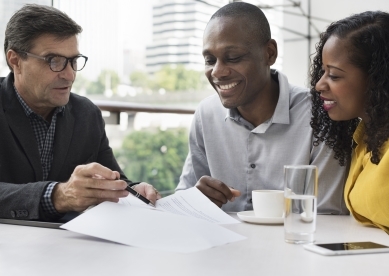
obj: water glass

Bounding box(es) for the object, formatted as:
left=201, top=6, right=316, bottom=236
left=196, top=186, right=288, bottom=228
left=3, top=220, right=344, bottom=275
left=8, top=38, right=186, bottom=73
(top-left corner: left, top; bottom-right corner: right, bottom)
left=284, top=165, right=318, bottom=244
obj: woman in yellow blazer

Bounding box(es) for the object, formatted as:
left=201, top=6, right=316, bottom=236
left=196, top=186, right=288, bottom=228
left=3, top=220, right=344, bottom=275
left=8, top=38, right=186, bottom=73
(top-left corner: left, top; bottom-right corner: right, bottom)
left=310, top=11, right=389, bottom=234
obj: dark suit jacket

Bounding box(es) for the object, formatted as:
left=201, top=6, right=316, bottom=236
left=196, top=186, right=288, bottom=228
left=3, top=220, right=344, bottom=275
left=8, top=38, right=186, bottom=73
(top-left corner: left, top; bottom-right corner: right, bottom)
left=0, top=73, right=125, bottom=220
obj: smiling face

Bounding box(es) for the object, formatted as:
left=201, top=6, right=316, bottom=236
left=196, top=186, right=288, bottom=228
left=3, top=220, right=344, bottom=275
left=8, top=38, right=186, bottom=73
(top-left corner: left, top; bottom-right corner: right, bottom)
left=8, top=34, right=79, bottom=119
left=202, top=16, right=276, bottom=110
left=315, top=35, right=368, bottom=122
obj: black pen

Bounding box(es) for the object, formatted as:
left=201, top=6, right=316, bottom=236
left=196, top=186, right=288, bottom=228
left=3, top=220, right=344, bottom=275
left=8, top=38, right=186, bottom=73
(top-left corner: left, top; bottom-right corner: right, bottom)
left=123, top=180, right=155, bottom=207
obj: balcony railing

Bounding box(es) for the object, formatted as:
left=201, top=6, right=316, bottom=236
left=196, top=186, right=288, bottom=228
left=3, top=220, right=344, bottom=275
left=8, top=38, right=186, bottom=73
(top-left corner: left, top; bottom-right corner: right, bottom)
left=93, top=100, right=195, bottom=124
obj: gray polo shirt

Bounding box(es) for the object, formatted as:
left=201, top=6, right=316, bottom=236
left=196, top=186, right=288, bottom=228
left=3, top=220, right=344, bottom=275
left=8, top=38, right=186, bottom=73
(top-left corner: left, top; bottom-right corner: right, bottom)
left=176, top=70, right=348, bottom=215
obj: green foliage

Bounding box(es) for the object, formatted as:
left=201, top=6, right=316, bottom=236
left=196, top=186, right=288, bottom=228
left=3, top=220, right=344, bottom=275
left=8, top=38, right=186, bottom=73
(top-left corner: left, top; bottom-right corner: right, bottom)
left=174, top=64, right=204, bottom=91
left=155, top=64, right=206, bottom=91
left=72, top=73, right=90, bottom=94
left=86, top=80, right=104, bottom=95
left=154, top=65, right=177, bottom=91
left=77, top=65, right=207, bottom=95
left=130, top=70, right=152, bottom=89
left=98, top=69, right=120, bottom=94
left=74, top=69, right=121, bottom=95
left=115, top=128, right=189, bottom=193
left=131, top=65, right=207, bottom=92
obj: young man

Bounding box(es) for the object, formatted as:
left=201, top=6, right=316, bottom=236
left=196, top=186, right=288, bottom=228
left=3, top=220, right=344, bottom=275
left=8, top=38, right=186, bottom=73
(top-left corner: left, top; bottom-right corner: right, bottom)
left=176, top=2, right=348, bottom=214
left=0, top=4, right=159, bottom=221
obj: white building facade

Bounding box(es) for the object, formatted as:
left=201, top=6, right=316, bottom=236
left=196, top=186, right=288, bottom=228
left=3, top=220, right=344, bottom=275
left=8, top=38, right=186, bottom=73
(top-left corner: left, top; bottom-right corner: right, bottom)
left=145, top=0, right=229, bottom=74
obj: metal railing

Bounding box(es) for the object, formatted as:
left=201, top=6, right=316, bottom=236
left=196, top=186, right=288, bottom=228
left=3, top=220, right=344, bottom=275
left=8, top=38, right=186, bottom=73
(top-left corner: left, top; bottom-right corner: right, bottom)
left=93, top=100, right=195, bottom=124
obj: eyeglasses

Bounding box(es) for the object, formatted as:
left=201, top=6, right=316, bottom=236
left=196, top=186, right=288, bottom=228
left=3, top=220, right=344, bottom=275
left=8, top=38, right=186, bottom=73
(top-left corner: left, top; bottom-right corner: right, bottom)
left=20, top=51, right=88, bottom=72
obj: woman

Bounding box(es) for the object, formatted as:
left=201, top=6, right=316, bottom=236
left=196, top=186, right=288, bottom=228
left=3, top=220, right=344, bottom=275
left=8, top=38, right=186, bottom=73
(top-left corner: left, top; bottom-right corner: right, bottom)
left=310, top=11, right=389, bottom=234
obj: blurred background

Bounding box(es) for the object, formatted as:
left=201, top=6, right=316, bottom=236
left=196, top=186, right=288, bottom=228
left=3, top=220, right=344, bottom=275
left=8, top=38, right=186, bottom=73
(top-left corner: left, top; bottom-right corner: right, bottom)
left=1, top=0, right=388, bottom=194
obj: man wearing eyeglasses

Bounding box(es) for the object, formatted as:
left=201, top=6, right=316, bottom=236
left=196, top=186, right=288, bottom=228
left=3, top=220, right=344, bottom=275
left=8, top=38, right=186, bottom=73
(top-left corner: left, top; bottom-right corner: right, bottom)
left=0, top=4, right=160, bottom=222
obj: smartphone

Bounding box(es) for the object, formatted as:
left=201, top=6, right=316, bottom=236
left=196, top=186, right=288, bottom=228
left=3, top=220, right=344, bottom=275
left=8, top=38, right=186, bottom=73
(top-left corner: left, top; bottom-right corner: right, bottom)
left=303, top=241, right=389, bottom=256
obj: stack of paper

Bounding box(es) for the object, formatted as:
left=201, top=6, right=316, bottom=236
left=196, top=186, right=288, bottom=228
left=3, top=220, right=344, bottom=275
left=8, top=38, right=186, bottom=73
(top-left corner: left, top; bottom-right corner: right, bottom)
left=61, top=187, right=246, bottom=253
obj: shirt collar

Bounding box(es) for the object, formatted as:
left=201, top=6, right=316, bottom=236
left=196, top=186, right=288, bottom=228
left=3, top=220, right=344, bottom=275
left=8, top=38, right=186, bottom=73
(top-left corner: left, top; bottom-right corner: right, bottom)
left=225, top=70, right=290, bottom=130
left=269, top=69, right=290, bottom=124
left=225, top=108, right=256, bottom=130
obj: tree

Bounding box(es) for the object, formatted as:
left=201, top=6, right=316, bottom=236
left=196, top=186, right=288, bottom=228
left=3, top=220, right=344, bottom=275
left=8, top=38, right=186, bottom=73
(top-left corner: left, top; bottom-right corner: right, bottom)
left=130, top=70, right=151, bottom=89
left=114, top=128, right=189, bottom=193
left=154, top=65, right=177, bottom=91
left=132, top=65, right=208, bottom=92
left=72, top=73, right=90, bottom=94
left=174, top=64, right=205, bottom=91
left=84, top=69, right=121, bottom=95
left=86, top=80, right=104, bottom=95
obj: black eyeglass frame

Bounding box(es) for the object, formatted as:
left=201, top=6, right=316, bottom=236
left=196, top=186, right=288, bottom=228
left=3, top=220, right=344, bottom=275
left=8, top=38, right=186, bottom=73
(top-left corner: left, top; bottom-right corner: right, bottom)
left=19, top=51, right=88, bottom=72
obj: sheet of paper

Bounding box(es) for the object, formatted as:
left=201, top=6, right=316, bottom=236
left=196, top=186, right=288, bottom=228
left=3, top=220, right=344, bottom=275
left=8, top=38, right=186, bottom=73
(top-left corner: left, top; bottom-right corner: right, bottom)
left=119, top=187, right=240, bottom=224
left=61, top=202, right=246, bottom=253
left=118, top=194, right=155, bottom=210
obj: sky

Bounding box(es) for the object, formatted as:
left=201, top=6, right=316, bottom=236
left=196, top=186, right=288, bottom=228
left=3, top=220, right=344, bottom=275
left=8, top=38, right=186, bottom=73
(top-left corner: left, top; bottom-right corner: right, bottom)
left=54, top=0, right=155, bottom=80
left=56, top=0, right=154, bottom=51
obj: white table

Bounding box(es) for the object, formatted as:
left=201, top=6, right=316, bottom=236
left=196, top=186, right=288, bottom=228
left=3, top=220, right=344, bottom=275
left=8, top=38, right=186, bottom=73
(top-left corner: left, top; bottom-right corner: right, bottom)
left=1, top=215, right=388, bottom=276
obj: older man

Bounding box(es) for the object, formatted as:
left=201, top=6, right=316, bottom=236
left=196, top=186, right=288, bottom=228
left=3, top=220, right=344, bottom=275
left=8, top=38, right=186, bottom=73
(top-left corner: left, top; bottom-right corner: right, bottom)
left=0, top=4, right=159, bottom=221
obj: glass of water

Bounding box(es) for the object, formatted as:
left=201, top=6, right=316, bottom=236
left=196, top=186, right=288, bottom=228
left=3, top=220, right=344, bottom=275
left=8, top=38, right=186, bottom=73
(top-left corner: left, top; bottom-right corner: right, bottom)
left=283, top=165, right=318, bottom=244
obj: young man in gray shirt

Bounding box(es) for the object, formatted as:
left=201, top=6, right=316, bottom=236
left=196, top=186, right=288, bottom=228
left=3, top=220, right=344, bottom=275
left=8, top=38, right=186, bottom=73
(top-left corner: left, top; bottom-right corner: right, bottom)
left=176, top=2, right=348, bottom=215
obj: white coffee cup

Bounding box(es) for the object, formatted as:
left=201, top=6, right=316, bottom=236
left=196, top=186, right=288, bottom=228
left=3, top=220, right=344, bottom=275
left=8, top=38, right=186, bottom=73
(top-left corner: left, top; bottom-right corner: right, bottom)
left=252, top=190, right=284, bottom=218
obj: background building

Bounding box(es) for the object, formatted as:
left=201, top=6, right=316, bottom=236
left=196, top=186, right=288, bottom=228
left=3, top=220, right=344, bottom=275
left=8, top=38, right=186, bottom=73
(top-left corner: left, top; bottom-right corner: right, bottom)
left=145, top=0, right=285, bottom=74
left=55, top=0, right=126, bottom=83
left=0, top=0, right=51, bottom=76
left=145, top=0, right=228, bottom=74
left=1, top=0, right=389, bottom=193
left=1, top=0, right=389, bottom=87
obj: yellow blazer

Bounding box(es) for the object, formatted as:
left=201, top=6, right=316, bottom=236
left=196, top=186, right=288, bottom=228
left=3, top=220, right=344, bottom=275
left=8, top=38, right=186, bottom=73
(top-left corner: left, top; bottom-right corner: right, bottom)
left=345, top=122, right=389, bottom=234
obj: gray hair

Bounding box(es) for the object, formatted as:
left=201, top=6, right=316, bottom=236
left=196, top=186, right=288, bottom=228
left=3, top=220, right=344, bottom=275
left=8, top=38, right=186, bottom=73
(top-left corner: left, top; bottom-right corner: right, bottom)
left=4, top=4, right=82, bottom=71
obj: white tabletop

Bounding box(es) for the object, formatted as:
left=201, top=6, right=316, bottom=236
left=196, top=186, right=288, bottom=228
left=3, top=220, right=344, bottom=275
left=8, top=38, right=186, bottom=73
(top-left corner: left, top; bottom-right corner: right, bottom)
left=1, top=214, right=388, bottom=276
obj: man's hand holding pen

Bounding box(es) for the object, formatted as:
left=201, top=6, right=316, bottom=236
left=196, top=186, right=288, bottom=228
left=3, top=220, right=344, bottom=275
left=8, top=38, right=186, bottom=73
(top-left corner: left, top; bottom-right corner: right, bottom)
left=51, top=162, right=161, bottom=213
left=127, top=181, right=162, bottom=206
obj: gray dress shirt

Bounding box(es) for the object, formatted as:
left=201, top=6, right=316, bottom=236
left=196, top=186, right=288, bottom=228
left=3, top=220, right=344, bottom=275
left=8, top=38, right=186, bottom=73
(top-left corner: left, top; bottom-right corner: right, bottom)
left=176, top=70, right=349, bottom=215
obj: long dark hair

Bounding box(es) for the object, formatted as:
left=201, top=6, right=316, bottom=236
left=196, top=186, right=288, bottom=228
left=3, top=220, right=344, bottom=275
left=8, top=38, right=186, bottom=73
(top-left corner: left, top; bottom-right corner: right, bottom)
left=310, top=11, right=389, bottom=165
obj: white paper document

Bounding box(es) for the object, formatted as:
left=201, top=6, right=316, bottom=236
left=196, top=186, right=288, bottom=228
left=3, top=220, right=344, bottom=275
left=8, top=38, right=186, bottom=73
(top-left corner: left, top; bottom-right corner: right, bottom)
left=61, top=188, right=246, bottom=253
left=119, top=186, right=240, bottom=224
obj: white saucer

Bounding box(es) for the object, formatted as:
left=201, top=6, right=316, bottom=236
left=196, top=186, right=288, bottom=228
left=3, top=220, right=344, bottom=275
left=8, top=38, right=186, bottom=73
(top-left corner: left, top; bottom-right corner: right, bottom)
left=237, top=211, right=284, bottom=224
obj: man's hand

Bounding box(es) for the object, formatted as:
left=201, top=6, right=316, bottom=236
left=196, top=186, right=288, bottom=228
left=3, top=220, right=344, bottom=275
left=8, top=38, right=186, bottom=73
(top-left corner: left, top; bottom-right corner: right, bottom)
left=132, top=182, right=162, bottom=205
left=195, top=175, right=241, bottom=207
left=52, top=163, right=128, bottom=213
